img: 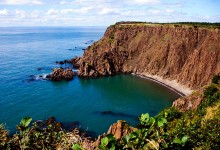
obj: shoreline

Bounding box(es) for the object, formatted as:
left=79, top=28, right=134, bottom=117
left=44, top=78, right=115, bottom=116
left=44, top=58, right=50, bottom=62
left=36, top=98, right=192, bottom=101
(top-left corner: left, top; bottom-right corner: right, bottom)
left=132, top=73, right=193, bottom=97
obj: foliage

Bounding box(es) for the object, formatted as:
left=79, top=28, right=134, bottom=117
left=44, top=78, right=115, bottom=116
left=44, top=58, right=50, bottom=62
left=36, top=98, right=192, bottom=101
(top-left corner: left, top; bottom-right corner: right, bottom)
left=212, top=74, right=220, bottom=84
left=204, top=84, right=218, bottom=98
left=107, top=34, right=115, bottom=44
left=0, top=124, right=8, bottom=149
left=0, top=117, right=85, bottom=150
left=98, top=134, right=120, bottom=150
left=114, top=21, right=220, bottom=28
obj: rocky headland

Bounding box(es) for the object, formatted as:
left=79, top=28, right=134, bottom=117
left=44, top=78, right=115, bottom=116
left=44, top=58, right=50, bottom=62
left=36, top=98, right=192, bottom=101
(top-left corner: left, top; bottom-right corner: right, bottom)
left=73, top=22, right=220, bottom=95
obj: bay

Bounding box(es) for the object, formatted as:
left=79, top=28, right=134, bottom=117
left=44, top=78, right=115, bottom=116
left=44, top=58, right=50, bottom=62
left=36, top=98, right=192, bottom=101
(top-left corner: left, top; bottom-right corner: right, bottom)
left=0, top=27, right=179, bottom=136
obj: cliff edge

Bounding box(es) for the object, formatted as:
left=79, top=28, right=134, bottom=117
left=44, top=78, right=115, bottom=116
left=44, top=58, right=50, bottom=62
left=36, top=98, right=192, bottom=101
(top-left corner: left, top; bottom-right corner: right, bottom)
left=77, top=23, right=220, bottom=94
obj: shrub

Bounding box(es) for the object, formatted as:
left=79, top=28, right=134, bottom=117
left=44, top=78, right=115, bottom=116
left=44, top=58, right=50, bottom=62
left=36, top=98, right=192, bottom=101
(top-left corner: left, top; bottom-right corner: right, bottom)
left=212, top=74, right=220, bottom=84
left=204, top=84, right=218, bottom=98
left=0, top=124, right=8, bottom=149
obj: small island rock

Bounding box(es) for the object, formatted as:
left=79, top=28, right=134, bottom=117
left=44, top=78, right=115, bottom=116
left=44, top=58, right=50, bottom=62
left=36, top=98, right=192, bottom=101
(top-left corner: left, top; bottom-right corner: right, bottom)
left=47, top=68, right=75, bottom=81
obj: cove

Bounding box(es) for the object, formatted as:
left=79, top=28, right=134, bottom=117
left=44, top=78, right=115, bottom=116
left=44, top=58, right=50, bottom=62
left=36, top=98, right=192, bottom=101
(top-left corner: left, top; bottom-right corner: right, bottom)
left=0, top=27, right=180, bottom=137
left=0, top=73, right=180, bottom=137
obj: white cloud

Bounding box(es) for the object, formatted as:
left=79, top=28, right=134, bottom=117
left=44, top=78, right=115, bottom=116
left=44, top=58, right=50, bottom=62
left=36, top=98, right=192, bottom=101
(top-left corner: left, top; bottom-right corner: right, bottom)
left=60, top=7, right=92, bottom=15
left=32, top=0, right=42, bottom=5
left=0, top=9, right=9, bottom=15
left=165, top=9, right=174, bottom=13
left=147, top=9, right=161, bottom=15
left=15, top=10, right=26, bottom=18
left=0, top=0, right=219, bottom=26
left=60, top=1, right=66, bottom=5
left=60, top=9, right=74, bottom=14
left=99, top=8, right=120, bottom=15
left=127, top=0, right=161, bottom=5
left=30, top=11, right=40, bottom=18
left=47, top=9, right=58, bottom=15
left=0, top=0, right=42, bottom=5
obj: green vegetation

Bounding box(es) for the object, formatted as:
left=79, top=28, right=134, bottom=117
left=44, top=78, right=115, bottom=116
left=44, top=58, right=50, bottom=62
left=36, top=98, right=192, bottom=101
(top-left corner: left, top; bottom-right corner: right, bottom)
left=107, top=34, right=115, bottom=44
left=0, top=117, right=85, bottom=149
left=114, top=21, right=220, bottom=29
left=0, top=76, right=220, bottom=149
left=212, top=74, right=220, bottom=84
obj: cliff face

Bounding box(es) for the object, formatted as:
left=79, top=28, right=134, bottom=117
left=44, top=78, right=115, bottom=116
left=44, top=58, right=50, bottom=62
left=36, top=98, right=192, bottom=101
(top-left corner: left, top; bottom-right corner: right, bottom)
left=78, top=24, right=220, bottom=89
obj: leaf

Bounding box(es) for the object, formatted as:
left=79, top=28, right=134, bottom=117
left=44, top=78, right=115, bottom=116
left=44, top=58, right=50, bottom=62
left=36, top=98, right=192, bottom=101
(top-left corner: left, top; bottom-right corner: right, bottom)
left=173, top=137, right=181, bottom=144
left=35, top=132, right=40, bottom=138
left=101, top=137, right=109, bottom=146
left=157, top=117, right=167, bottom=127
left=98, top=145, right=105, bottom=150
left=106, top=134, right=114, bottom=141
left=20, top=117, right=32, bottom=127
left=123, top=135, right=130, bottom=144
left=181, top=135, right=188, bottom=145
left=110, top=144, right=115, bottom=150
left=129, top=132, right=138, bottom=139
left=72, top=144, right=82, bottom=150
left=149, top=117, right=155, bottom=125
left=140, top=113, right=150, bottom=125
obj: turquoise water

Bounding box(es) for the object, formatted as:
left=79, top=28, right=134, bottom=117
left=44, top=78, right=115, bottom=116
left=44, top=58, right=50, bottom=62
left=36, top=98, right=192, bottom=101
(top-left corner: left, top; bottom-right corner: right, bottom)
left=0, top=27, right=180, bottom=136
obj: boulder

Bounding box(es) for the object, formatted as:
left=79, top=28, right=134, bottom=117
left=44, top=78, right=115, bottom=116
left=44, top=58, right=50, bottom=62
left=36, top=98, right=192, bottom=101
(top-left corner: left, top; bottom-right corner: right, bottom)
left=47, top=68, right=75, bottom=81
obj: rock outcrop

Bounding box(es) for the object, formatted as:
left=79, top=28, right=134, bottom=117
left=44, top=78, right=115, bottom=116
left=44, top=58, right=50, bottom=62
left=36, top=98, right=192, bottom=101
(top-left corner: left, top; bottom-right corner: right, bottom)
left=91, top=120, right=136, bottom=149
left=172, top=89, right=203, bottom=111
left=77, top=23, right=220, bottom=90
left=67, top=57, right=81, bottom=69
left=107, top=120, right=136, bottom=139
left=46, top=68, right=75, bottom=81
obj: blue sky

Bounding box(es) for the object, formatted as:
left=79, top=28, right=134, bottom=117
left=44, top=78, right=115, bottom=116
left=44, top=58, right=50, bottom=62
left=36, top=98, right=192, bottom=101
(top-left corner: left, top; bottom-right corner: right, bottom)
left=0, top=0, right=219, bottom=26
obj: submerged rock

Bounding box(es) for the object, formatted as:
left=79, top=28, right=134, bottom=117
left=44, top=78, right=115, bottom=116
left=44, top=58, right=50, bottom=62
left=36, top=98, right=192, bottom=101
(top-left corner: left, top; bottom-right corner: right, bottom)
left=46, top=68, right=75, bottom=81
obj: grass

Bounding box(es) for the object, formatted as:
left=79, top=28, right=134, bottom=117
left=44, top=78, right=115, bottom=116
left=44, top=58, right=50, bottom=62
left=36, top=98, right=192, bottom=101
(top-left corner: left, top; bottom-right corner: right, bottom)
left=113, top=21, right=220, bottom=29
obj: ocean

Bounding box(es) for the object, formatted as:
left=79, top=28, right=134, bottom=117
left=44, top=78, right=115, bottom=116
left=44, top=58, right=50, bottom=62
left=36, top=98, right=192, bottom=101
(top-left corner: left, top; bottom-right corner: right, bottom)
left=0, top=27, right=180, bottom=136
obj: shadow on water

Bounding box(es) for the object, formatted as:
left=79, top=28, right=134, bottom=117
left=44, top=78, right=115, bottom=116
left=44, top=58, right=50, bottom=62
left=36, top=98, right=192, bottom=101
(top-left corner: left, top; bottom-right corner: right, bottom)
left=94, top=110, right=138, bottom=121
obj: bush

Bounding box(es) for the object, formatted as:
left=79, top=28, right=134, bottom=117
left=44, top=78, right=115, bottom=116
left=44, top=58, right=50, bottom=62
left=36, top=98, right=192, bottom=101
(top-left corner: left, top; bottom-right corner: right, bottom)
left=212, top=74, right=220, bottom=84
left=204, top=84, right=218, bottom=98
left=0, top=124, right=8, bottom=149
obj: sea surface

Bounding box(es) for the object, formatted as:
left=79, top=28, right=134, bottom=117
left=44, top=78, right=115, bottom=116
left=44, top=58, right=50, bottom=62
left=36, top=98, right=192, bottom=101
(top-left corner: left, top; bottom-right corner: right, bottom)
left=0, top=27, right=180, bottom=136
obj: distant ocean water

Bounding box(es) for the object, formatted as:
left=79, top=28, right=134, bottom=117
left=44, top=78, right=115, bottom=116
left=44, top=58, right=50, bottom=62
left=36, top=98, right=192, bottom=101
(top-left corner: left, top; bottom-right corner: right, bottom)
left=0, top=27, right=180, bottom=136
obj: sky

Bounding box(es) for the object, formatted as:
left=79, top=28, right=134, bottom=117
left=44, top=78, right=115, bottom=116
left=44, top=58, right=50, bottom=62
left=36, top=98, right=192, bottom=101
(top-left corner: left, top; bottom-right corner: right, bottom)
left=0, top=0, right=219, bottom=26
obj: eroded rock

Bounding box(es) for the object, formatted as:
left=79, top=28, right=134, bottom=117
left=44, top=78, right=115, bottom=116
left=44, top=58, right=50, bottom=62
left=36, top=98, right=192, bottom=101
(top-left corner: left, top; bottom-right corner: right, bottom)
left=67, top=57, right=81, bottom=69
left=46, top=68, right=75, bottom=81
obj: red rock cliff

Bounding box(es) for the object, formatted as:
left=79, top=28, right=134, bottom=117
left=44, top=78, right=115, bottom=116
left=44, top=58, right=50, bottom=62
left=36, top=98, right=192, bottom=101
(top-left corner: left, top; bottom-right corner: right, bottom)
left=78, top=23, right=220, bottom=90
